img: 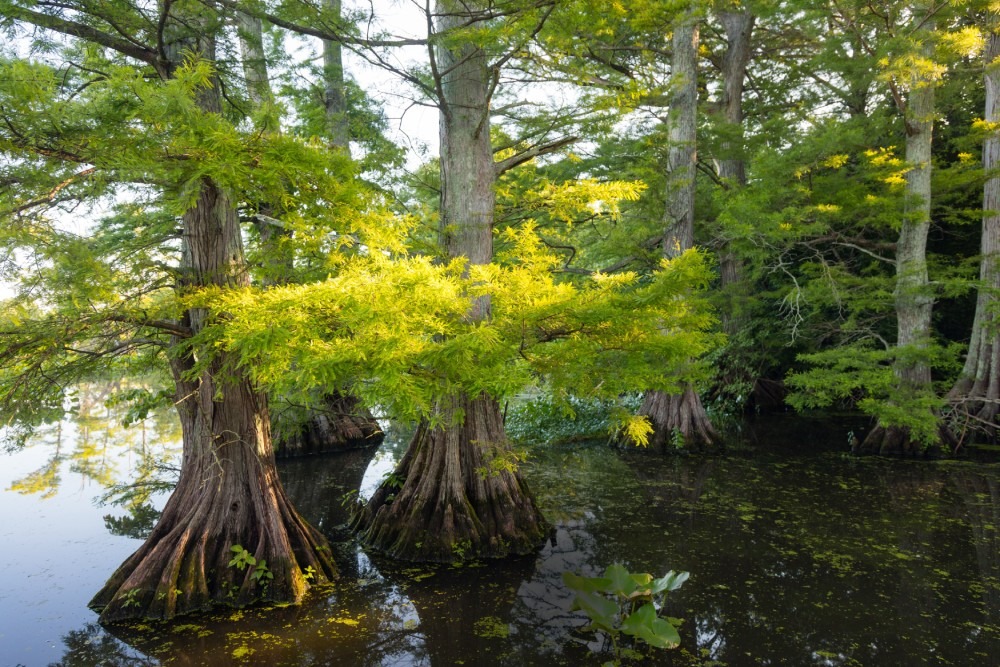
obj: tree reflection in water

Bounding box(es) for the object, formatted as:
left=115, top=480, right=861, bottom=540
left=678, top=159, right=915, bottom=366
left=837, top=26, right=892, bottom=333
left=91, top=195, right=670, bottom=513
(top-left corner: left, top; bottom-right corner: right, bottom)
left=17, top=409, right=1000, bottom=666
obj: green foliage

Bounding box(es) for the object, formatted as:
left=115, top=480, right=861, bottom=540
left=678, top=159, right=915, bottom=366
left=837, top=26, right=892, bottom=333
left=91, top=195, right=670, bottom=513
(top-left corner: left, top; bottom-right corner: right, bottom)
left=786, top=341, right=964, bottom=446
left=228, top=545, right=274, bottom=586
left=202, top=225, right=718, bottom=428
left=506, top=394, right=640, bottom=446
left=563, top=563, right=688, bottom=664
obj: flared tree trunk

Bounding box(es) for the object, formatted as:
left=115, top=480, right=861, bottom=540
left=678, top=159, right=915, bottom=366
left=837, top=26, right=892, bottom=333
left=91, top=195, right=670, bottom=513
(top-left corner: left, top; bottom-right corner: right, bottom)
left=238, top=12, right=382, bottom=456
left=353, top=0, right=546, bottom=559
left=353, top=395, right=547, bottom=561
left=640, top=13, right=719, bottom=451
left=860, top=11, right=946, bottom=455
left=90, top=17, right=336, bottom=622
left=639, top=386, right=717, bottom=452
left=274, top=392, right=384, bottom=457
left=947, top=30, right=1000, bottom=443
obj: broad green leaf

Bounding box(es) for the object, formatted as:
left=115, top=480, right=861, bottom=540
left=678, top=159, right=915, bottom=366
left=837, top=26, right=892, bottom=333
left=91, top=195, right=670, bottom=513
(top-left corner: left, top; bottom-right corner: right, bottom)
left=568, top=590, right=618, bottom=632
left=602, top=563, right=638, bottom=597
left=562, top=571, right=612, bottom=593
left=620, top=603, right=681, bottom=649
left=649, top=570, right=689, bottom=594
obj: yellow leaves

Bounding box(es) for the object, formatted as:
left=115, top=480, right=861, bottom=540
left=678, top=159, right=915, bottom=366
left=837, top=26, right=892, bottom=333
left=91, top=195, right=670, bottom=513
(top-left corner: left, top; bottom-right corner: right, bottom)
left=939, top=27, right=985, bottom=59
left=958, top=152, right=975, bottom=164
left=620, top=414, right=653, bottom=447
left=206, top=230, right=717, bottom=427
left=498, top=175, right=646, bottom=226
left=814, top=204, right=841, bottom=214
left=973, top=118, right=1000, bottom=134
left=823, top=154, right=849, bottom=170
left=861, top=147, right=909, bottom=188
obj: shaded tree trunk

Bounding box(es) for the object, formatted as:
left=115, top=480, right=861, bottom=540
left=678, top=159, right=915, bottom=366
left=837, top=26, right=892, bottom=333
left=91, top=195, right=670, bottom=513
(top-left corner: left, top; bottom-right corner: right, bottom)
left=640, top=12, right=719, bottom=452
left=715, top=9, right=754, bottom=321
left=860, top=11, right=946, bottom=455
left=947, top=30, right=1000, bottom=444
left=237, top=10, right=382, bottom=455
left=273, top=393, right=384, bottom=457
left=353, top=0, right=547, bottom=560
left=711, top=9, right=780, bottom=412
left=89, top=13, right=336, bottom=622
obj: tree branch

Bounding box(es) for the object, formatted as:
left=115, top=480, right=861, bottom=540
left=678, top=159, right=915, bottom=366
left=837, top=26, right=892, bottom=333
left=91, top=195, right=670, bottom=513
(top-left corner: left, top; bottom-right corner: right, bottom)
left=494, top=136, right=578, bottom=176
left=7, top=5, right=159, bottom=66
left=105, top=315, right=192, bottom=338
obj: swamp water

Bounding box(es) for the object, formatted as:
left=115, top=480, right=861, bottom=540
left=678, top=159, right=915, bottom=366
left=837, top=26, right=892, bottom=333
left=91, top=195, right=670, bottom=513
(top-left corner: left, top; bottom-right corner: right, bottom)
left=2, top=406, right=999, bottom=666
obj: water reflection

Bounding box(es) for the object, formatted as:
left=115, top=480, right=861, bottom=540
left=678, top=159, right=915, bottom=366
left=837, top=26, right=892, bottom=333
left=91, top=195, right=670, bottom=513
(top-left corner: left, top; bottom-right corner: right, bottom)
left=7, top=403, right=1000, bottom=666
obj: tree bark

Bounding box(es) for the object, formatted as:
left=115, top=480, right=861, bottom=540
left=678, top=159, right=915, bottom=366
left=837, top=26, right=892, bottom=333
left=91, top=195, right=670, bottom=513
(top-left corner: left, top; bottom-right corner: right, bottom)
left=640, top=12, right=719, bottom=451
left=711, top=9, right=780, bottom=411
left=860, top=10, right=944, bottom=454
left=716, top=11, right=753, bottom=335
left=353, top=0, right=547, bottom=559
left=89, top=10, right=337, bottom=622
left=273, top=393, right=384, bottom=457
left=947, top=29, right=1000, bottom=443
left=353, top=395, right=547, bottom=561
left=323, top=0, right=351, bottom=153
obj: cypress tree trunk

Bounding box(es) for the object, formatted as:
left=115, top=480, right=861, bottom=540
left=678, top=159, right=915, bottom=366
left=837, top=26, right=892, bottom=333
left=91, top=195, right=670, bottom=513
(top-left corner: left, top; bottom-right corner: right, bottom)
left=353, top=0, right=547, bottom=560
left=715, top=8, right=754, bottom=321
left=323, top=0, right=350, bottom=153
left=639, top=13, right=719, bottom=452
left=711, top=9, right=782, bottom=412
left=947, top=30, right=1000, bottom=443
left=237, top=11, right=382, bottom=456
left=860, top=12, right=949, bottom=455
left=273, top=393, right=384, bottom=457
left=90, top=12, right=336, bottom=622
left=354, top=395, right=547, bottom=561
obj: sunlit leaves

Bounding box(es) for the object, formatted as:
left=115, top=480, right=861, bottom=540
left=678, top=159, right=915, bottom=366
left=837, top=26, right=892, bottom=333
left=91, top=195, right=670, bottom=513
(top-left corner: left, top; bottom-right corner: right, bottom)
left=204, top=228, right=716, bottom=425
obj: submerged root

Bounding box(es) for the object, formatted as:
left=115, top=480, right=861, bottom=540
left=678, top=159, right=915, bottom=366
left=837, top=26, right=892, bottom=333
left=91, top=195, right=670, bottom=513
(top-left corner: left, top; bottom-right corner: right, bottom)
left=352, top=395, right=548, bottom=562
left=633, top=386, right=720, bottom=453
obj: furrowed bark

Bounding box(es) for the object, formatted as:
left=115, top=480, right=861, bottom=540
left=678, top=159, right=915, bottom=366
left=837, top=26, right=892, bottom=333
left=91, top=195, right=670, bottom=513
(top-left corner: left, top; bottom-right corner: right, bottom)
left=89, top=6, right=337, bottom=622
left=353, top=395, right=547, bottom=561
left=860, top=8, right=948, bottom=455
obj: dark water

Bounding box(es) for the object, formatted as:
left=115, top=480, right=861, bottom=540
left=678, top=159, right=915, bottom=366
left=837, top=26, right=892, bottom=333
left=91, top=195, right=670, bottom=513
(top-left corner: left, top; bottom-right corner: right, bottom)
left=3, top=409, right=1000, bottom=666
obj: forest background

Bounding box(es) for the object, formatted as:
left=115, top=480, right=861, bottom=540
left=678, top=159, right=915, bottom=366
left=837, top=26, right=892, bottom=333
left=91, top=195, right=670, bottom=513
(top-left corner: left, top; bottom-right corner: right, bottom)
left=1, top=0, right=999, bottom=623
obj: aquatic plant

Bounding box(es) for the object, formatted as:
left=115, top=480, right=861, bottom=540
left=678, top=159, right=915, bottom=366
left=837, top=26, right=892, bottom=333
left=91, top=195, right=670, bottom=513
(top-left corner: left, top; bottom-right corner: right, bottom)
left=563, top=563, right=688, bottom=665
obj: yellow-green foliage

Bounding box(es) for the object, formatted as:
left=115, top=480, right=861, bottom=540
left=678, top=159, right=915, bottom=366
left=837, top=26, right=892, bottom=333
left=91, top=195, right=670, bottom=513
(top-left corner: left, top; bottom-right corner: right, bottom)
left=200, top=225, right=718, bottom=426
